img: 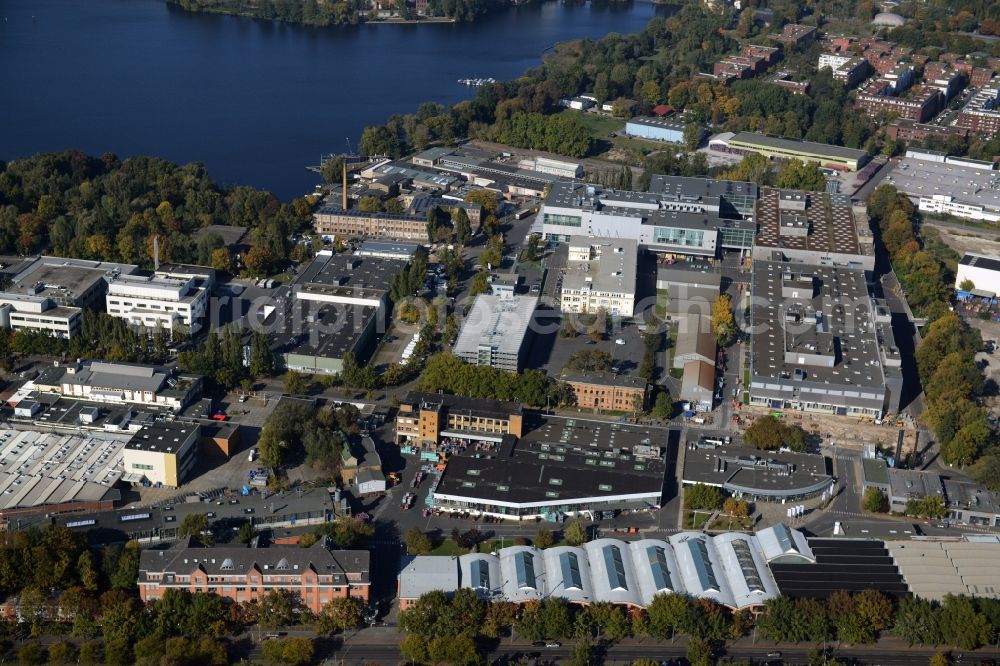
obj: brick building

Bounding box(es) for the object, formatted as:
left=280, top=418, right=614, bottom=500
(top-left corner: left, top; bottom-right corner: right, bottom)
left=886, top=119, right=968, bottom=143
left=560, top=371, right=649, bottom=412
left=856, top=87, right=942, bottom=122
left=313, top=206, right=429, bottom=242
left=138, top=540, right=371, bottom=614
left=957, top=87, right=1000, bottom=138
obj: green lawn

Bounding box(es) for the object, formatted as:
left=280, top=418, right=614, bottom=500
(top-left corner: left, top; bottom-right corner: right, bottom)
left=556, top=109, right=625, bottom=138
left=683, top=510, right=712, bottom=530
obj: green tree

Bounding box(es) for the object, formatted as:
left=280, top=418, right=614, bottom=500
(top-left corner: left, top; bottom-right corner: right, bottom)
left=399, top=634, right=429, bottom=663
left=683, top=124, right=703, bottom=150
left=711, top=294, right=735, bottom=346
left=646, top=593, right=689, bottom=639
left=569, top=637, right=594, bottom=666
left=959, top=279, right=974, bottom=292
left=404, top=527, right=433, bottom=555
left=46, top=641, right=75, bottom=664
left=283, top=370, right=309, bottom=395
left=651, top=390, right=671, bottom=419
left=684, top=484, right=721, bottom=510
left=315, top=597, right=362, bottom=634
left=862, top=486, right=888, bottom=513
left=686, top=637, right=713, bottom=666
left=939, top=595, right=991, bottom=650
left=261, top=637, right=315, bottom=666
left=534, top=528, right=554, bottom=549
left=454, top=208, right=472, bottom=245
left=564, top=520, right=588, bottom=547
left=775, top=159, right=827, bottom=191
left=178, top=513, right=212, bottom=544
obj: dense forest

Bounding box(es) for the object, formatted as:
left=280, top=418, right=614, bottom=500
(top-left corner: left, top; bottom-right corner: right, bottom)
left=0, top=151, right=315, bottom=275
left=166, top=0, right=515, bottom=25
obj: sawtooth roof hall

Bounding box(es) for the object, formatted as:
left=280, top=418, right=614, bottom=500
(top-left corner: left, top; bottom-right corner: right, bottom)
left=399, top=525, right=813, bottom=612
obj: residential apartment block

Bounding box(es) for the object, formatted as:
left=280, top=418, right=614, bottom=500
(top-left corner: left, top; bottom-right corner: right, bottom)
left=394, top=392, right=524, bottom=446
left=138, top=541, right=371, bottom=613
left=105, top=273, right=209, bottom=334
left=957, top=87, right=1000, bottom=138
left=855, top=85, right=941, bottom=123
left=560, top=237, right=637, bottom=317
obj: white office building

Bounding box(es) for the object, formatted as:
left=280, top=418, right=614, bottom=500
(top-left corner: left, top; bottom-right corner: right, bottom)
left=560, top=237, right=638, bottom=317
left=956, top=254, right=1000, bottom=296
left=0, top=293, right=81, bottom=339
left=105, top=274, right=208, bottom=334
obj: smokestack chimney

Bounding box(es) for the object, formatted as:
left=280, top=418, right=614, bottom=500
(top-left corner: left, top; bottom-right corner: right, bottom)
left=153, top=236, right=160, bottom=270
left=342, top=161, right=348, bottom=210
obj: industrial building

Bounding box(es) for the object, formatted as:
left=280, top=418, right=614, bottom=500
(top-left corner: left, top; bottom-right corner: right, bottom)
left=624, top=117, right=691, bottom=143
left=559, top=237, right=638, bottom=317
left=517, top=156, right=583, bottom=179
left=648, top=175, right=759, bottom=220
left=539, top=181, right=756, bottom=257
left=887, top=155, right=1000, bottom=224
left=770, top=538, right=908, bottom=599
left=353, top=240, right=422, bottom=260
left=399, top=525, right=804, bottom=612
left=394, top=392, right=524, bottom=446
left=138, top=540, right=371, bottom=612
left=122, top=421, right=200, bottom=487
left=656, top=261, right=722, bottom=322
left=105, top=273, right=209, bottom=334
left=29, top=360, right=202, bottom=413
left=452, top=292, right=538, bottom=372
left=887, top=538, right=1000, bottom=602
left=3, top=255, right=137, bottom=310
left=748, top=261, right=903, bottom=418
left=709, top=132, right=869, bottom=171
left=0, top=428, right=127, bottom=525
left=313, top=207, right=432, bottom=242
left=0, top=292, right=81, bottom=339
left=752, top=188, right=875, bottom=271
left=427, top=416, right=666, bottom=520
left=277, top=251, right=407, bottom=374
left=681, top=436, right=834, bottom=501
left=861, top=456, right=944, bottom=514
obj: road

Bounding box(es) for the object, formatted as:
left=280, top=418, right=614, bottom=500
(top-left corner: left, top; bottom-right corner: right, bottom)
left=255, top=626, right=1000, bottom=665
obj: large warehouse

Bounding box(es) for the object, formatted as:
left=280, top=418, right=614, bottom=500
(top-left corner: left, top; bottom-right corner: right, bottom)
left=428, top=416, right=667, bottom=520
left=710, top=132, right=870, bottom=171
left=399, top=526, right=806, bottom=612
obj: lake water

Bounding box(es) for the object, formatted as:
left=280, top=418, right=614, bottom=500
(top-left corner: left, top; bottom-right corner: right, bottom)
left=1, top=0, right=671, bottom=199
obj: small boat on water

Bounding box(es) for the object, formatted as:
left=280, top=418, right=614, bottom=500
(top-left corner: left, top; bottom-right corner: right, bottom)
left=457, top=77, right=496, bottom=87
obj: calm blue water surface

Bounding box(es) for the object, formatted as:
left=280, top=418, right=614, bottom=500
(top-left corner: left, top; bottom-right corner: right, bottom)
left=1, top=0, right=670, bottom=199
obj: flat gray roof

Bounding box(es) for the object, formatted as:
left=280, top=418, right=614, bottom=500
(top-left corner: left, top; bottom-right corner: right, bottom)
left=888, top=157, right=1000, bottom=213
left=682, top=437, right=833, bottom=498
left=296, top=252, right=407, bottom=296
left=750, top=260, right=885, bottom=393
left=563, top=237, right=638, bottom=296
left=10, top=256, right=137, bottom=303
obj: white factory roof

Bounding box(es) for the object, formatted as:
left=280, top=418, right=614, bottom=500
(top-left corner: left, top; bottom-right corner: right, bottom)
left=453, top=294, right=538, bottom=357
left=400, top=530, right=793, bottom=609
left=398, top=556, right=459, bottom=600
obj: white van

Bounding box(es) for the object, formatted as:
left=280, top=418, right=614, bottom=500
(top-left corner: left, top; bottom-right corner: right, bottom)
left=248, top=448, right=256, bottom=462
